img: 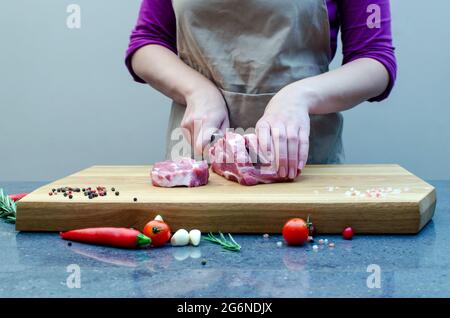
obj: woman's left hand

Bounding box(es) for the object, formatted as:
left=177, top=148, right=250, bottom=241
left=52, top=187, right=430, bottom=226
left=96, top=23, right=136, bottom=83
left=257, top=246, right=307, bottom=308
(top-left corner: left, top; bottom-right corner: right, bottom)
left=256, top=85, right=313, bottom=180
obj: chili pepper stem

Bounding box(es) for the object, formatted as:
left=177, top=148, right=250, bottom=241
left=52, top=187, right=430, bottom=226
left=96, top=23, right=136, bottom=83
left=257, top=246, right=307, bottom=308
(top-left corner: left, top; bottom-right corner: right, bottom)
left=137, top=233, right=151, bottom=246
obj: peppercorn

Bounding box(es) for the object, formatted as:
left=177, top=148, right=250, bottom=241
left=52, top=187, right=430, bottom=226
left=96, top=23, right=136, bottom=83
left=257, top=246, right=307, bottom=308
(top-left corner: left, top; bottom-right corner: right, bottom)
left=115, top=191, right=119, bottom=196
left=111, top=187, right=115, bottom=192
left=201, top=259, right=207, bottom=266
left=88, top=195, right=93, bottom=199
left=133, top=198, right=137, bottom=202
left=49, top=192, right=53, bottom=196
left=57, top=188, right=61, bottom=193
left=63, top=193, right=68, bottom=197
left=82, top=188, right=85, bottom=192
left=69, top=195, right=73, bottom=199
left=68, top=242, right=72, bottom=247
left=75, top=188, right=80, bottom=192
left=52, top=188, right=56, bottom=192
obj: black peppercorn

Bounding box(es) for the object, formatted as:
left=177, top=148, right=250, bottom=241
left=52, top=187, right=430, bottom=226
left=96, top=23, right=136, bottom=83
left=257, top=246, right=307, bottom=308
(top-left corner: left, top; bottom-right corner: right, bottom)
left=133, top=198, right=138, bottom=202
left=201, top=259, right=207, bottom=266
left=111, top=187, right=115, bottom=192
left=69, top=195, right=73, bottom=199
left=68, top=242, right=72, bottom=247
left=115, top=191, right=119, bottom=196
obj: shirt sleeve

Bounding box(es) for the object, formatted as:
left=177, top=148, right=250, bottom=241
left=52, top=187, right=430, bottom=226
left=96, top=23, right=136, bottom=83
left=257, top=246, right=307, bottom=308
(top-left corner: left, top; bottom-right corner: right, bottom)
left=125, top=0, right=177, bottom=83
left=338, top=0, right=397, bottom=102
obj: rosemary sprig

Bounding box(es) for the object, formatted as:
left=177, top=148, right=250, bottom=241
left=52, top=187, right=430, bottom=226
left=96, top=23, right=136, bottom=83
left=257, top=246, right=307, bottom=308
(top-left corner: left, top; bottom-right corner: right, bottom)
left=0, top=188, right=16, bottom=223
left=203, top=232, right=241, bottom=252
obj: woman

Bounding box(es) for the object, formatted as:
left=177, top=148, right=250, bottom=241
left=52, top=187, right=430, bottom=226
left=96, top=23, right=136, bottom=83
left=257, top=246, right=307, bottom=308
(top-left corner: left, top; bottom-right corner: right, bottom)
left=126, top=0, right=396, bottom=180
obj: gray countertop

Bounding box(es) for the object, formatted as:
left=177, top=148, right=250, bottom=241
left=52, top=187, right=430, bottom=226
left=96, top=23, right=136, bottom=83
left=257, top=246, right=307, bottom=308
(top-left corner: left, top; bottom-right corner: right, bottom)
left=0, top=181, right=448, bottom=298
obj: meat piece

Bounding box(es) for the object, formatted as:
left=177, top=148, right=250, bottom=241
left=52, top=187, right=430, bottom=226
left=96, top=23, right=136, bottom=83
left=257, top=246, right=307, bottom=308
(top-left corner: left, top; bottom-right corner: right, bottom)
left=209, top=132, right=296, bottom=186
left=151, top=158, right=209, bottom=187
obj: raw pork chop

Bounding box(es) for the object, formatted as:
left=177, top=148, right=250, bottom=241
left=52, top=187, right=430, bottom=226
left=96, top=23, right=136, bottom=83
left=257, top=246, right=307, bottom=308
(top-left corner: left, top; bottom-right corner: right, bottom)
left=151, top=158, right=209, bottom=187
left=209, top=132, right=295, bottom=186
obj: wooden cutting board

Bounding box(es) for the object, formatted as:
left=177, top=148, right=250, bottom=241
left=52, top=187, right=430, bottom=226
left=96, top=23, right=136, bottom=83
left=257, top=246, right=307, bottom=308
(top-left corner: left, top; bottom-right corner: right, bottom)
left=15, top=164, right=436, bottom=234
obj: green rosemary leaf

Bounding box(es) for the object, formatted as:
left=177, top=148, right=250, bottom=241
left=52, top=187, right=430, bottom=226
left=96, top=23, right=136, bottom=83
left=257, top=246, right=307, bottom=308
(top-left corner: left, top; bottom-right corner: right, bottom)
left=202, top=232, right=241, bottom=252
left=0, top=188, right=17, bottom=224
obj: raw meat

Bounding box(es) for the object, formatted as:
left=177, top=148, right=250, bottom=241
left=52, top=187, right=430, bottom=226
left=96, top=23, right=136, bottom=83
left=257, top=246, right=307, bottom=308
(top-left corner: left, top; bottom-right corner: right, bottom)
left=209, top=132, right=295, bottom=186
left=151, top=158, right=209, bottom=187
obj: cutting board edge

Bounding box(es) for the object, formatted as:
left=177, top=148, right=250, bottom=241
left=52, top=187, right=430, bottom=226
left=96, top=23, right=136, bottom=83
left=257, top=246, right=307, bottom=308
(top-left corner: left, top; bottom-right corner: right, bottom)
left=16, top=200, right=424, bottom=234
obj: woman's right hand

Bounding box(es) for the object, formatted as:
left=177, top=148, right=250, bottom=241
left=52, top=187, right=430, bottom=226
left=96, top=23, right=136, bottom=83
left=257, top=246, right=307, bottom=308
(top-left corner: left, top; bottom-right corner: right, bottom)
left=182, top=84, right=229, bottom=157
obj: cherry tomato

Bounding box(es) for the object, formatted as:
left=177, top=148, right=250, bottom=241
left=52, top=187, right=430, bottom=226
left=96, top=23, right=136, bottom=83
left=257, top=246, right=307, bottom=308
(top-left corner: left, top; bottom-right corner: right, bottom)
left=143, top=220, right=171, bottom=247
left=282, top=218, right=309, bottom=246
left=342, top=227, right=354, bottom=240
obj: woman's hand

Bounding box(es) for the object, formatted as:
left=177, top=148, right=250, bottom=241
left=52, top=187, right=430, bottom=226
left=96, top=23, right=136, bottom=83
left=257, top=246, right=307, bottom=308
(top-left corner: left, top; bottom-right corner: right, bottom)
left=256, top=58, right=390, bottom=179
left=182, top=85, right=229, bottom=157
left=256, top=85, right=313, bottom=179
left=131, top=45, right=230, bottom=157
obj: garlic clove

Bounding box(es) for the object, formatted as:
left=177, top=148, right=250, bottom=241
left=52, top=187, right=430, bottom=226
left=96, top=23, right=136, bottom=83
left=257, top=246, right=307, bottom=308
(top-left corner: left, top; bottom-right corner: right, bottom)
left=189, top=229, right=201, bottom=246
left=171, top=229, right=189, bottom=246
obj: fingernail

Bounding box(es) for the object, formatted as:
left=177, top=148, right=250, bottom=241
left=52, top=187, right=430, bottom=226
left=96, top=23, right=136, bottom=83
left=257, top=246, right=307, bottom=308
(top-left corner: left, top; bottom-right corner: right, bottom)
left=299, top=161, right=305, bottom=170
left=288, top=169, right=295, bottom=179
left=280, top=167, right=286, bottom=177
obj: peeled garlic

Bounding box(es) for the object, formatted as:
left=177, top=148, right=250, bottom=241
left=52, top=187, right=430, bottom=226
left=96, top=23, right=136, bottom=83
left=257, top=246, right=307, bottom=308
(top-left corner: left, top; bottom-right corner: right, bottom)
left=189, top=229, right=201, bottom=247
left=154, top=215, right=163, bottom=221
left=171, top=229, right=189, bottom=246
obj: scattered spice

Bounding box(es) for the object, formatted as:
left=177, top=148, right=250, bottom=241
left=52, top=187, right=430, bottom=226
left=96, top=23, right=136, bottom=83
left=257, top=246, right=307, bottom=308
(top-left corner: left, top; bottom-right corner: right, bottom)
left=342, top=227, right=354, bottom=240
left=263, top=233, right=269, bottom=239
left=276, top=241, right=283, bottom=248
left=312, top=245, right=319, bottom=251
left=133, top=197, right=138, bottom=202
left=115, top=191, right=120, bottom=196
left=318, top=239, right=324, bottom=245
left=201, top=259, right=207, bottom=266
left=328, top=242, right=335, bottom=248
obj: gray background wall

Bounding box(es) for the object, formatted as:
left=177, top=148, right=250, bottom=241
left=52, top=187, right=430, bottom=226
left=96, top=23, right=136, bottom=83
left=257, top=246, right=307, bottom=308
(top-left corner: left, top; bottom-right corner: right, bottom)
left=0, top=0, right=449, bottom=182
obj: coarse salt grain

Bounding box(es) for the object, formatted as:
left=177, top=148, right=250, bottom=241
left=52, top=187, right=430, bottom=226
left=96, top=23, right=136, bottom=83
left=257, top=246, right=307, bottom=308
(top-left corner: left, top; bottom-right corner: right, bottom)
left=318, top=239, right=324, bottom=245
left=328, top=242, right=335, bottom=248
left=312, top=245, right=319, bottom=251
left=276, top=242, right=282, bottom=247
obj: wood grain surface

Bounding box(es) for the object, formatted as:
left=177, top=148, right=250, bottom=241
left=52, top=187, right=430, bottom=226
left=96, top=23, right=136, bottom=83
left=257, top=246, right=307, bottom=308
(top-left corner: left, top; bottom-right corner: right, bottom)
left=15, top=164, right=436, bottom=233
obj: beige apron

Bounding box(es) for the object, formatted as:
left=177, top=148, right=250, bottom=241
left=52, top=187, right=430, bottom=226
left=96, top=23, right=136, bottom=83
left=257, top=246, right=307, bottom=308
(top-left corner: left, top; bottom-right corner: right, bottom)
left=166, top=0, right=344, bottom=164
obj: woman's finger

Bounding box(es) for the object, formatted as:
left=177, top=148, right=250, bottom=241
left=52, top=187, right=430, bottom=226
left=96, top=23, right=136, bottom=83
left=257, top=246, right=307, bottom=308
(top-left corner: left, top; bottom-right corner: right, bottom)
left=180, top=117, right=194, bottom=152
left=286, top=124, right=300, bottom=179
left=256, top=119, right=272, bottom=164
left=271, top=122, right=288, bottom=178
left=298, top=117, right=310, bottom=170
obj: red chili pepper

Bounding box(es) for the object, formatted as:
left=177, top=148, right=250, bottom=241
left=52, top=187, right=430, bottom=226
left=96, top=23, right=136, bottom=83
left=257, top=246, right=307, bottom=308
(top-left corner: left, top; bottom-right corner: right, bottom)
left=9, top=193, right=29, bottom=202
left=60, top=227, right=151, bottom=248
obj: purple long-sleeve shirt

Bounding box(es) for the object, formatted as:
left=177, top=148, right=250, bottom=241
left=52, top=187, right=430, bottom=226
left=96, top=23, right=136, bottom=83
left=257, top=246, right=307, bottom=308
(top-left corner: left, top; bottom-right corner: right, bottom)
left=126, top=0, right=396, bottom=102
